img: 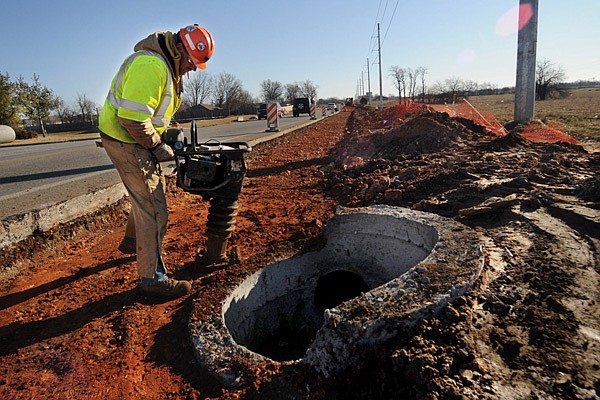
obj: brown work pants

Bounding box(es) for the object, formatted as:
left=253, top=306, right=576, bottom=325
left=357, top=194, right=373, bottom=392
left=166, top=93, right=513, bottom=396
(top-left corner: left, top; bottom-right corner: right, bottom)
left=102, top=139, right=168, bottom=281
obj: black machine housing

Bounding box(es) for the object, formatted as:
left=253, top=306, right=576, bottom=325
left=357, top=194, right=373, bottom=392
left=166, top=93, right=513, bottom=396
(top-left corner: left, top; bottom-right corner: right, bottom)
left=162, top=121, right=251, bottom=199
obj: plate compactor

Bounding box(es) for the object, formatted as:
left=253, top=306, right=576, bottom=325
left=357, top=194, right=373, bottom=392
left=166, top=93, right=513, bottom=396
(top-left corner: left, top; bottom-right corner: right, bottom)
left=162, top=120, right=252, bottom=268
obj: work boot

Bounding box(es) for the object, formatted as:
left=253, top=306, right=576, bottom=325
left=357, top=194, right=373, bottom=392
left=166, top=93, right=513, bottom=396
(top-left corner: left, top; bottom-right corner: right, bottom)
left=193, top=250, right=230, bottom=273
left=118, top=236, right=136, bottom=254
left=139, top=278, right=191, bottom=299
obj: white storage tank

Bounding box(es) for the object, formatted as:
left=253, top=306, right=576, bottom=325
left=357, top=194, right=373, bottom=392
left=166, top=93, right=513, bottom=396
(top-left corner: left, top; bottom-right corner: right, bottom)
left=0, top=125, right=16, bottom=143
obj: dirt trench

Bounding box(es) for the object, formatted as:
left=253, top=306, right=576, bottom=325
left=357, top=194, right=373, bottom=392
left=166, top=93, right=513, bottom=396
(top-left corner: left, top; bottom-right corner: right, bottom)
left=1, top=107, right=599, bottom=399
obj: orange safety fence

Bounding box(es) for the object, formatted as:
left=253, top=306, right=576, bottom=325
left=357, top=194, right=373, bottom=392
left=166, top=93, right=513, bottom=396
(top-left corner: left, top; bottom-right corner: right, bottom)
left=356, top=99, right=579, bottom=145
left=414, top=99, right=577, bottom=145
left=520, top=120, right=579, bottom=145
left=428, top=99, right=508, bottom=137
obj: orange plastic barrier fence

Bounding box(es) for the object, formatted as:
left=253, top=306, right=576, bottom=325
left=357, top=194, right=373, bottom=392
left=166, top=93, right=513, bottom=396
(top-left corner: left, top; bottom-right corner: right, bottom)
left=359, top=99, right=578, bottom=145
left=428, top=99, right=508, bottom=137
left=423, top=99, right=577, bottom=145
left=520, top=120, right=579, bottom=145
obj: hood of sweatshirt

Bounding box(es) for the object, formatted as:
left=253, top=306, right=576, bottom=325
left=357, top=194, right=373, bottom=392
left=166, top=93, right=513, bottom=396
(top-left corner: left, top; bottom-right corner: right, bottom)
left=133, top=31, right=183, bottom=96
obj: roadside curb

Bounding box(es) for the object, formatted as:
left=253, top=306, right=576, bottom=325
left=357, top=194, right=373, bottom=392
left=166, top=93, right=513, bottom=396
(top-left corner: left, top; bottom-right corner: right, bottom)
left=0, top=135, right=100, bottom=148
left=0, top=184, right=128, bottom=251
left=0, top=116, right=324, bottom=252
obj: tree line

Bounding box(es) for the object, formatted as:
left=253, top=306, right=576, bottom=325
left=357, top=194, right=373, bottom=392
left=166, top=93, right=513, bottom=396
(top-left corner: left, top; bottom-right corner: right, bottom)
left=182, top=73, right=320, bottom=111
left=0, top=70, right=321, bottom=135
left=380, top=58, right=576, bottom=105
left=0, top=58, right=583, bottom=135
left=1, top=72, right=100, bottom=137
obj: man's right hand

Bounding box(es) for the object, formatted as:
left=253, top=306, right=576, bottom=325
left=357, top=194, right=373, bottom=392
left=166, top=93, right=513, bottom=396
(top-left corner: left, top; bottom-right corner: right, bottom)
left=151, top=141, right=175, bottom=162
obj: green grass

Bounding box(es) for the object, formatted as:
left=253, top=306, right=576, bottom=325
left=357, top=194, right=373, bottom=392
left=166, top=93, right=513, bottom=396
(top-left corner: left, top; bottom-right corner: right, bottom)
left=468, top=88, right=600, bottom=141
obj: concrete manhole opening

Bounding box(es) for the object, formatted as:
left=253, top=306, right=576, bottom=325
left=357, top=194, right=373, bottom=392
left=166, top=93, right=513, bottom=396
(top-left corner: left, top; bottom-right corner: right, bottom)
left=190, top=206, right=484, bottom=386
left=222, top=210, right=439, bottom=362
left=314, top=270, right=370, bottom=312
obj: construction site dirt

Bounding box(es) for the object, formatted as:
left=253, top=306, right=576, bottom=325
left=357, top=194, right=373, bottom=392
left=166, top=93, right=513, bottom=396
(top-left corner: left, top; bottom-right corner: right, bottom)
left=1, top=106, right=599, bottom=399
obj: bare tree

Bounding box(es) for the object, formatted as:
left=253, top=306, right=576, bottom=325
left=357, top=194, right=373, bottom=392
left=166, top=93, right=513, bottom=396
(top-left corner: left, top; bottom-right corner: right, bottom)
left=284, top=82, right=301, bottom=104
left=407, top=68, right=419, bottom=101
left=260, top=79, right=284, bottom=102
left=444, top=77, right=464, bottom=103
left=55, top=97, right=68, bottom=123
left=389, top=66, right=407, bottom=103
left=463, top=80, right=478, bottom=95
left=55, top=97, right=79, bottom=123
left=75, top=92, right=96, bottom=123
left=536, top=58, right=568, bottom=100
left=212, top=72, right=243, bottom=114
left=234, top=89, right=256, bottom=114
left=183, top=72, right=212, bottom=107
left=416, top=66, right=428, bottom=103
left=299, top=80, right=318, bottom=102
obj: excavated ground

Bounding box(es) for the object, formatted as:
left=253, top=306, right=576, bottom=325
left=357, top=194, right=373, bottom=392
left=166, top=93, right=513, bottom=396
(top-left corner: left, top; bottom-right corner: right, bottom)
left=0, top=107, right=599, bottom=399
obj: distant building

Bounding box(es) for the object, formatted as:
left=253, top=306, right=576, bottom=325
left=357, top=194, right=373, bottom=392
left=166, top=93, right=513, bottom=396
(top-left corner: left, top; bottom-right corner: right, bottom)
left=174, top=104, right=228, bottom=121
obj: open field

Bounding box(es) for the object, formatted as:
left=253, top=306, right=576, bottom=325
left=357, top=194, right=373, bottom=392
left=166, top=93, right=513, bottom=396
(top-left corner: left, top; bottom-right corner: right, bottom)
left=468, top=87, right=600, bottom=141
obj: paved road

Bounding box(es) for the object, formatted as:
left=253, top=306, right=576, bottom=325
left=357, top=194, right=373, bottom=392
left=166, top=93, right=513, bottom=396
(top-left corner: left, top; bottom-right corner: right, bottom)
left=0, top=114, right=320, bottom=220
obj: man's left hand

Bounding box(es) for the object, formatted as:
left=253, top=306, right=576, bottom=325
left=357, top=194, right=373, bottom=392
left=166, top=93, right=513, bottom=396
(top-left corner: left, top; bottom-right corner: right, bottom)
left=151, top=141, right=175, bottom=162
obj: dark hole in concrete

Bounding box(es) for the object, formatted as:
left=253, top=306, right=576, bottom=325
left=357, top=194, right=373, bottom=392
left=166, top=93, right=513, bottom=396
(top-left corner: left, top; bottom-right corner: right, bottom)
left=314, top=270, right=369, bottom=312
left=245, top=311, right=315, bottom=362
left=240, top=270, right=369, bottom=362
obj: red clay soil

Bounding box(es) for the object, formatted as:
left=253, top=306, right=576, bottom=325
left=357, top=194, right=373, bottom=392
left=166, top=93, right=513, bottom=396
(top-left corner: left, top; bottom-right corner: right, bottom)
left=1, top=107, right=599, bottom=399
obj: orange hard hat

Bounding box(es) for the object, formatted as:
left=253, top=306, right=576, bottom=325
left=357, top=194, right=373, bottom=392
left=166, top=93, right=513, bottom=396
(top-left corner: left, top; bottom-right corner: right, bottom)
left=180, top=24, right=214, bottom=70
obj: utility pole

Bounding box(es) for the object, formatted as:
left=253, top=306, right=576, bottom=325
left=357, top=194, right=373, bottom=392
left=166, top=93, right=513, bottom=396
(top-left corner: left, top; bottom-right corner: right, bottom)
left=514, top=0, right=539, bottom=122
left=367, top=58, right=372, bottom=104
left=377, top=23, right=383, bottom=109
left=361, top=70, right=365, bottom=98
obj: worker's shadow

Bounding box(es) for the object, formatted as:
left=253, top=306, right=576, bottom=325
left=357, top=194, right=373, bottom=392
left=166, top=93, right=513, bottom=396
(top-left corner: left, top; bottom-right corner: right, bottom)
left=0, top=256, right=136, bottom=357
left=0, top=256, right=135, bottom=311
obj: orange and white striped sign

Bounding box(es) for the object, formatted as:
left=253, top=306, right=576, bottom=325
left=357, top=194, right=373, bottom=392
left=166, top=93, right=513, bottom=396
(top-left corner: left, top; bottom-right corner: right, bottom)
left=310, top=103, right=316, bottom=119
left=266, top=102, right=279, bottom=132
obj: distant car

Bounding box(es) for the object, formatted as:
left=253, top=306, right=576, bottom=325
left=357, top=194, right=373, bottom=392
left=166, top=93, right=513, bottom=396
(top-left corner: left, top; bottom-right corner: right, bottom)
left=327, top=103, right=338, bottom=112
left=257, top=102, right=283, bottom=120
left=293, top=97, right=311, bottom=117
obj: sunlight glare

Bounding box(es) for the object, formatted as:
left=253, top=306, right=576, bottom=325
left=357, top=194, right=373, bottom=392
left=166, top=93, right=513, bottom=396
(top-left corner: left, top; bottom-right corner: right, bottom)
left=495, top=4, right=533, bottom=37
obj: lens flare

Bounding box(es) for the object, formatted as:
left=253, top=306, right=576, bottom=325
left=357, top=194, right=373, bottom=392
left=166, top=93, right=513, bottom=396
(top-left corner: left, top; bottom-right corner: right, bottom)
left=457, top=49, right=476, bottom=65
left=495, top=4, right=533, bottom=36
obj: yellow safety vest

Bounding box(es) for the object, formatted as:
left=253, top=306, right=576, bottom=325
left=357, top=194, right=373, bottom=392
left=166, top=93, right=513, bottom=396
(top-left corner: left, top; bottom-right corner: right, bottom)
left=99, top=50, right=181, bottom=143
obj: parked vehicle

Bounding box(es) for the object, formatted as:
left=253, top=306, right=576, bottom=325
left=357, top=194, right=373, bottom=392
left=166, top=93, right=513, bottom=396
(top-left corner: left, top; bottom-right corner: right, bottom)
left=293, top=97, right=311, bottom=117
left=327, top=102, right=338, bottom=112
left=257, top=102, right=283, bottom=120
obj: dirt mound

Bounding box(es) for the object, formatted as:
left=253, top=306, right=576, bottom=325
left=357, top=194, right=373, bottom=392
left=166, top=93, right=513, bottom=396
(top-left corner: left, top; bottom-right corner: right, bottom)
left=576, top=175, right=600, bottom=201
left=377, top=112, right=473, bottom=157
left=479, top=131, right=533, bottom=151
left=332, top=111, right=477, bottom=169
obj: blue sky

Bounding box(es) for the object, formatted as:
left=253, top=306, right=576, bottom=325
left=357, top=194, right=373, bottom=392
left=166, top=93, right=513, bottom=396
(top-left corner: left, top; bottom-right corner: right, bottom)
left=1, top=1, right=598, bottom=108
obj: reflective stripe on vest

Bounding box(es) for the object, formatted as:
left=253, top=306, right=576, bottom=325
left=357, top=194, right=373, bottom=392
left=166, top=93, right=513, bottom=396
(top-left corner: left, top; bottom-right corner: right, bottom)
left=106, top=50, right=173, bottom=127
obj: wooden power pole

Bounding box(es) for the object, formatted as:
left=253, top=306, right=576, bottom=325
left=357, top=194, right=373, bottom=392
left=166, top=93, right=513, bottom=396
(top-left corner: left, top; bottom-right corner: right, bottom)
left=514, top=0, right=539, bottom=122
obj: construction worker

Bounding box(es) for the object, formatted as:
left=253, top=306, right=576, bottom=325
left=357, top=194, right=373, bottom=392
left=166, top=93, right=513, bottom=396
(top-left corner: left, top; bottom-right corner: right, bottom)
left=99, top=24, right=214, bottom=299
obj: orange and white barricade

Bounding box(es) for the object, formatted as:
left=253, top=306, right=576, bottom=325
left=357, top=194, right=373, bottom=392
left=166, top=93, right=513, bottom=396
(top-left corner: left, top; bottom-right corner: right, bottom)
left=266, top=101, right=279, bottom=132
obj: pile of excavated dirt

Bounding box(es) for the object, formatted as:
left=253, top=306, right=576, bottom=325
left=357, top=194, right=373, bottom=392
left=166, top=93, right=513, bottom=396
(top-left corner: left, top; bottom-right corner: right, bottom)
left=1, top=106, right=599, bottom=400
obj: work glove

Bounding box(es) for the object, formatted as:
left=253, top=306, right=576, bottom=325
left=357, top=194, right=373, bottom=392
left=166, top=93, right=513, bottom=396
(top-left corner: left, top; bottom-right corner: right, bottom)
left=151, top=141, right=175, bottom=162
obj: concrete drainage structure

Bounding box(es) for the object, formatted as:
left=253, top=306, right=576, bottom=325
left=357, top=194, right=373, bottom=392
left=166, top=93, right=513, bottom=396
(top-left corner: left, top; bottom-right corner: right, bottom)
left=189, top=205, right=484, bottom=387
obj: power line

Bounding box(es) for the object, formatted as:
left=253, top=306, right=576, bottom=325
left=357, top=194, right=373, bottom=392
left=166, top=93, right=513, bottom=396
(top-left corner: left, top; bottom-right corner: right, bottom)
left=360, top=0, right=400, bottom=99
left=382, top=0, right=400, bottom=46
left=368, top=0, right=384, bottom=61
